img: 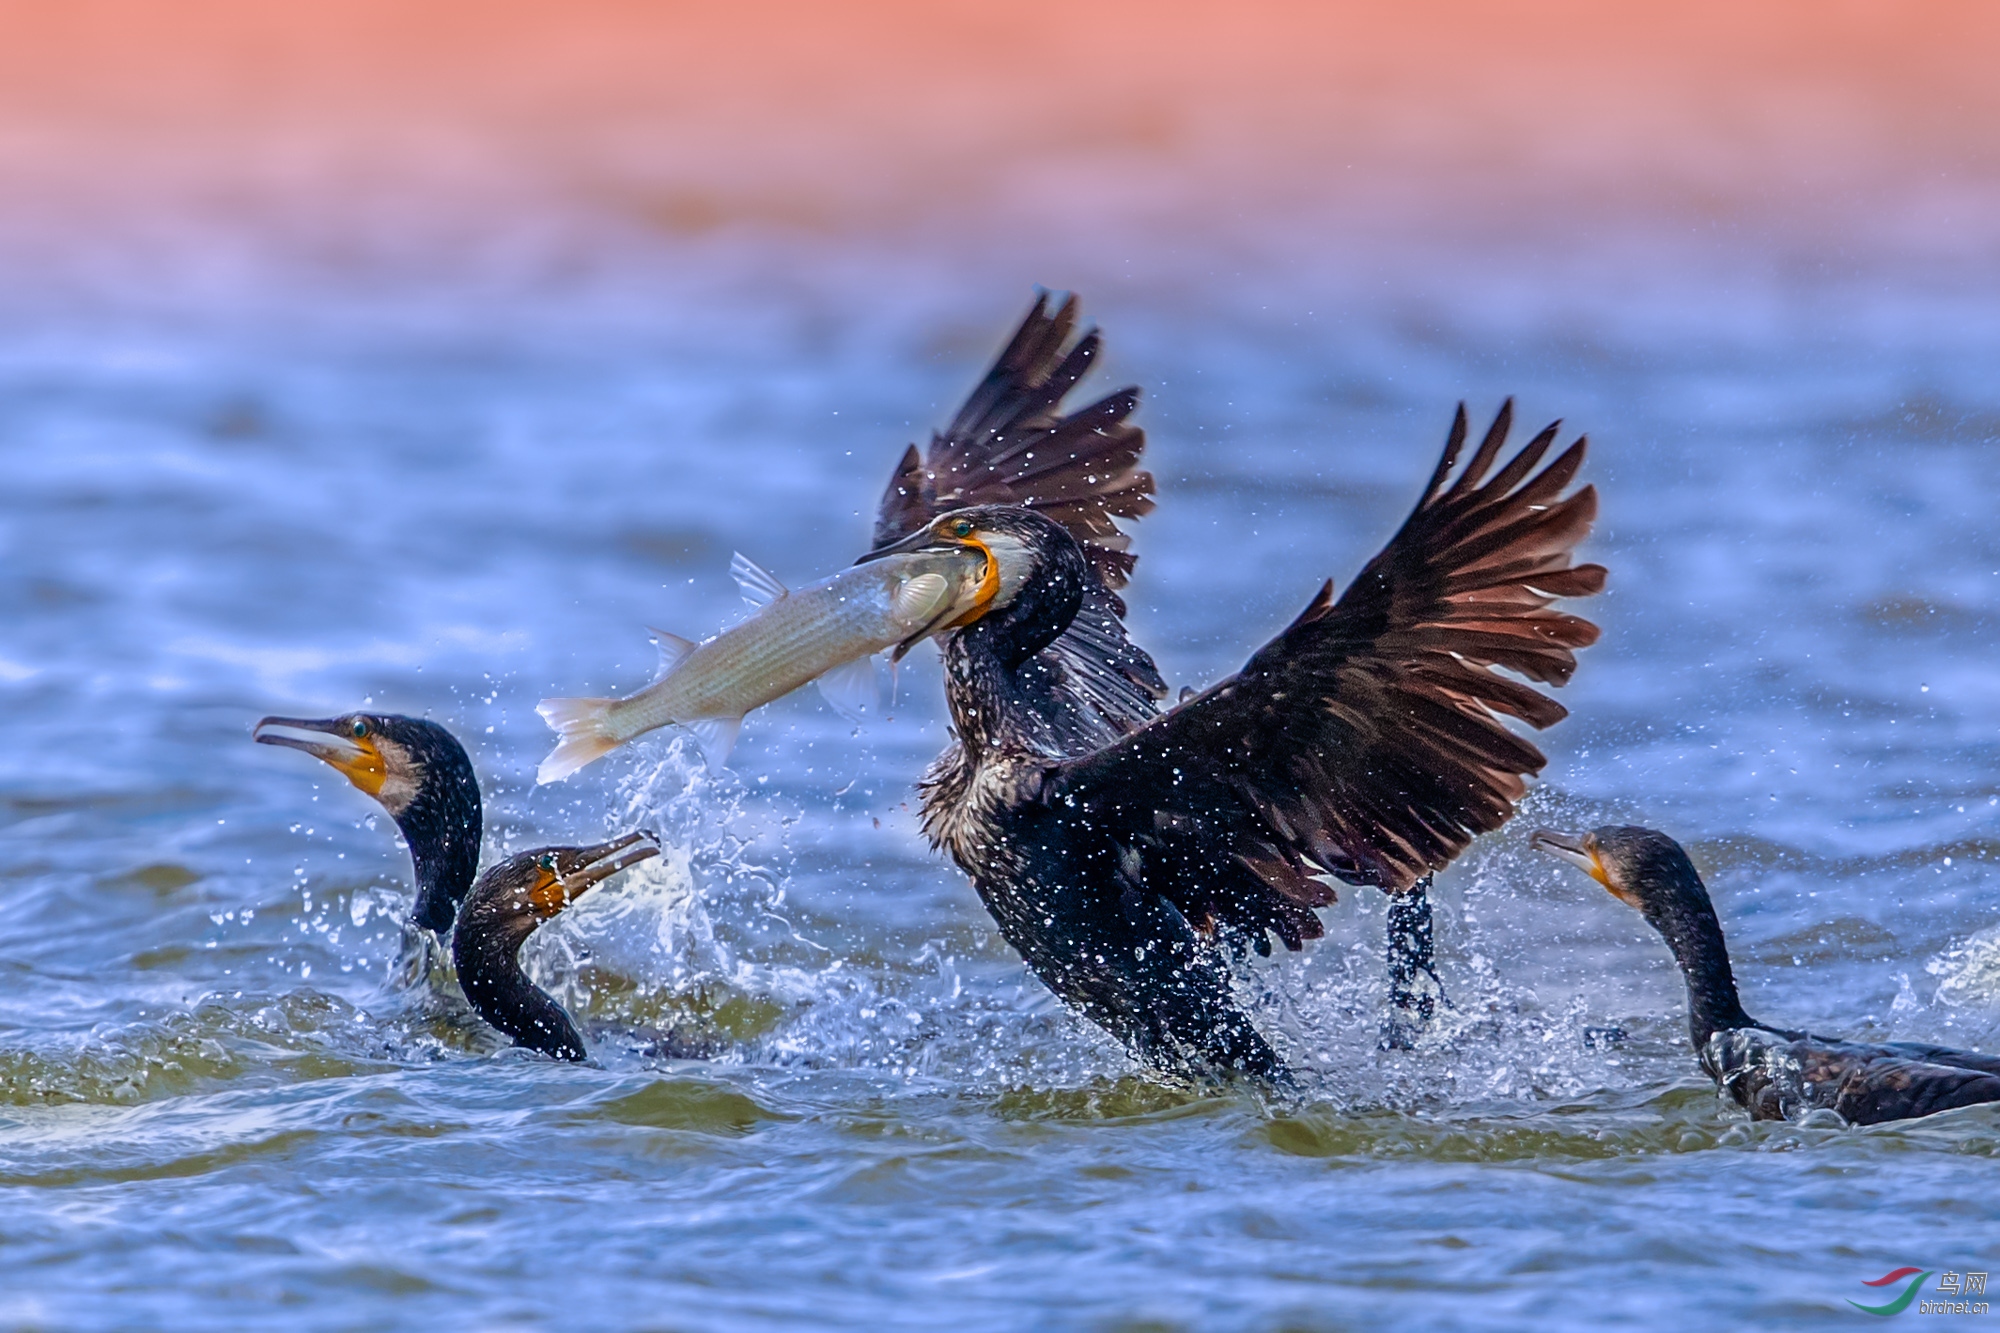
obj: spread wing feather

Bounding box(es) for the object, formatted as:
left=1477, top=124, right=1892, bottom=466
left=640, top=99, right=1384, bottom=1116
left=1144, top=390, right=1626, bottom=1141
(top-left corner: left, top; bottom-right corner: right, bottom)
left=869, top=292, right=1167, bottom=738
left=1047, top=401, right=1606, bottom=951
left=870, top=290, right=1156, bottom=587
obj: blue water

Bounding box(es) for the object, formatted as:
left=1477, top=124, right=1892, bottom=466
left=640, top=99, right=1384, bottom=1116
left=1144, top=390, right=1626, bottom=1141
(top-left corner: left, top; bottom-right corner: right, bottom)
left=4, top=194, right=2000, bottom=1330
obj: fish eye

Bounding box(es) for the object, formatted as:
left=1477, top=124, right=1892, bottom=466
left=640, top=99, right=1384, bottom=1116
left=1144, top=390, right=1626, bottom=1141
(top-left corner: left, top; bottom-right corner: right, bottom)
left=537, top=854, right=556, bottom=871
left=950, top=518, right=974, bottom=538
left=350, top=719, right=369, bottom=739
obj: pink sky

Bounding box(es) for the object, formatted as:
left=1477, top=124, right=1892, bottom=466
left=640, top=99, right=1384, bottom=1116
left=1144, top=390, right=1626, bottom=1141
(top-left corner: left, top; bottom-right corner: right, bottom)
left=1, top=1, right=1993, bottom=258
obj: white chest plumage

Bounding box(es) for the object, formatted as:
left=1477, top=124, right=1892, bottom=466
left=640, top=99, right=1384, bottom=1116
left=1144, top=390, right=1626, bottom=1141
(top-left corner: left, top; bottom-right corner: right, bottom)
left=921, top=747, right=1040, bottom=879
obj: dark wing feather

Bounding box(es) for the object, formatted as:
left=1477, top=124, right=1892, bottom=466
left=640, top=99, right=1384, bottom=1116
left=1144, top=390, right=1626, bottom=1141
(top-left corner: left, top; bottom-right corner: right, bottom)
left=1047, top=401, right=1606, bottom=949
left=1826, top=1054, right=2000, bottom=1124
left=869, top=293, right=1167, bottom=736
left=1721, top=1034, right=2000, bottom=1124
left=1879, top=1041, right=2000, bottom=1078
left=869, top=291, right=1156, bottom=590
left=985, top=575, right=1171, bottom=753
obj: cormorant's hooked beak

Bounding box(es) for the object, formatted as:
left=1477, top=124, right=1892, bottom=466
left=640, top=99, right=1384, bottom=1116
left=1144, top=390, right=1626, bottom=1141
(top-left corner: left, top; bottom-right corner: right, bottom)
left=854, top=523, right=969, bottom=564
left=254, top=715, right=387, bottom=797
left=1530, top=828, right=1641, bottom=908
left=529, top=831, right=661, bottom=920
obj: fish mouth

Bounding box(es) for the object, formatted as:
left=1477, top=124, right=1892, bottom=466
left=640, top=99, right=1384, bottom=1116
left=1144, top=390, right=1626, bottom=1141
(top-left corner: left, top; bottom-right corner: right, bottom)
left=1530, top=827, right=1639, bottom=907
left=254, top=715, right=387, bottom=796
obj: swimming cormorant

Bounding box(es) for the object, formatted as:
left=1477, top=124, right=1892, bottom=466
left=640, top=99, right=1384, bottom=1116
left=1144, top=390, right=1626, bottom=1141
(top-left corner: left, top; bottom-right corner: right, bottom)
left=453, top=832, right=661, bottom=1061
left=1534, top=825, right=2000, bottom=1125
left=863, top=403, right=1605, bottom=1078
left=253, top=713, right=481, bottom=934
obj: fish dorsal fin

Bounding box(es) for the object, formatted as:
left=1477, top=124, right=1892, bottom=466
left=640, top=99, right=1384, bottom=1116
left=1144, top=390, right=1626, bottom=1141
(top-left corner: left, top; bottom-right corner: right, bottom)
left=816, top=653, right=886, bottom=722
left=683, top=715, right=742, bottom=771
left=730, top=552, right=788, bottom=608
left=888, top=572, right=950, bottom=631
left=649, top=628, right=697, bottom=680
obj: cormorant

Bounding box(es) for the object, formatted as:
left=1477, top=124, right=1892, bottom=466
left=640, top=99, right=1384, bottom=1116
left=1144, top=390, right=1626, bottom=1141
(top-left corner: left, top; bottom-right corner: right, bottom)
left=862, top=403, right=1605, bottom=1078
left=1534, top=825, right=2000, bottom=1125
left=253, top=713, right=481, bottom=934
left=860, top=296, right=1539, bottom=1045
left=453, top=832, right=661, bottom=1061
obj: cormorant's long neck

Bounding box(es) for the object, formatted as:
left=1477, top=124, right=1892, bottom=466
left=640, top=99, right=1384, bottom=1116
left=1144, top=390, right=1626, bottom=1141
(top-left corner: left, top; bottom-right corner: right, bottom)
left=1646, top=877, right=1756, bottom=1050
left=942, top=541, right=1086, bottom=759
left=398, top=763, right=482, bottom=934
left=949, top=624, right=1024, bottom=735
left=450, top=910, right=586, bottom=1062
left=947, top=613, right=1073, bottom=761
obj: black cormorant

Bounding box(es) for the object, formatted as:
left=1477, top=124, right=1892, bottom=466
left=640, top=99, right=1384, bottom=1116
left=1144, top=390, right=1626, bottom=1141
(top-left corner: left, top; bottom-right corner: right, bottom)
left=1534, top=825, right=2000, bottom=1125
left=452, top=832, right=660, bottom=1061
left=253, top=713, right=481, bottom=934
left=863, top=403, right=1605, bottom=1078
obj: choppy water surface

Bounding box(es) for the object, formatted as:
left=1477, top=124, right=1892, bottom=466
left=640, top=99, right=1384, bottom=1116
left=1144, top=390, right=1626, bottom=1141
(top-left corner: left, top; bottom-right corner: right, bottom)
left=4, top=197, right=2000, bottom=1330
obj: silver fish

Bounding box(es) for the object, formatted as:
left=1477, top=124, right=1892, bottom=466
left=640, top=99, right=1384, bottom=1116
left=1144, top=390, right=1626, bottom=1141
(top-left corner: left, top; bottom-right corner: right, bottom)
left=536, top=546, right=987, bottom=782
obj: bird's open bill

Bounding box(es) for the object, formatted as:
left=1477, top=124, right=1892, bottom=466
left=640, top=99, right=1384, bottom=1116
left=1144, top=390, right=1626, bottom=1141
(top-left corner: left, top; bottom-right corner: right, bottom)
left=253, top=715, right=387, bottom=796
left=527, top=831, right=662, bottom=919
left=1530, top=828, right=1641, bottom=907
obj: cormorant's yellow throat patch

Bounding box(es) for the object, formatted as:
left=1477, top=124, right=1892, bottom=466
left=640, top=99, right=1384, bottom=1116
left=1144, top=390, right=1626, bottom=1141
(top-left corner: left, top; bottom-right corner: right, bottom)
left=935, top=527, right=1034, bottom=629
left=325, top=737, right=388, bottom=798
left=1584, top=848, right=1647, bottom=909
left=1601, top=881, right=1645, bottom=910
left=527, top=866, right=577, bottom=919
left=941, top=533, right=1002, bottom=629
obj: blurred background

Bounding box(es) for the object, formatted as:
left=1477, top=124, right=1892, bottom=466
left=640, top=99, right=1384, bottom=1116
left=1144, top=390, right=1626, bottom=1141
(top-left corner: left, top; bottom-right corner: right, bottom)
left=8, top=0, right=1999, bottom=827
left=4, top=4, right=2000, bottom=1329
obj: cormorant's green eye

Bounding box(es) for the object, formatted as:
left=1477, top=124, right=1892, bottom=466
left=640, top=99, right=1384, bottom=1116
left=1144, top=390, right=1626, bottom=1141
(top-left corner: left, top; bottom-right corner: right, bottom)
left=538, top=854, right=556, bottom=871
left=351, top=719, right=369, bottom=739
left=951, top=519, right=974, bottom=538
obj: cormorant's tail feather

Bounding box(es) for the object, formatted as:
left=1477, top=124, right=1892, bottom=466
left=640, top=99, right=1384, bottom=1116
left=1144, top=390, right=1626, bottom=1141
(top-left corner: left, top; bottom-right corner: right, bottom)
left=535, top=697, right=621, bottom=783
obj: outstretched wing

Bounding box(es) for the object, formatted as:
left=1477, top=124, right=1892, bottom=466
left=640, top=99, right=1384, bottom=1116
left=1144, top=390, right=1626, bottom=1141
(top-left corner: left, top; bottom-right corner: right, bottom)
left=871, top=291, right=1156, bottom=588
left=1046, top=401, right=1606, bottom=952
left=871, top=292, right=1167, bottom=739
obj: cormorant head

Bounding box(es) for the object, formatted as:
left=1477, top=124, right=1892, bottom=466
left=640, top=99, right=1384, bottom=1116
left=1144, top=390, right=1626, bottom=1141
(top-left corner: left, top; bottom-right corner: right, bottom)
left=453, top=831, right=659, bottom=1063
left=1532, top=826, right=1752, bottom=1044
left=254, top=712, right=483, bottom=933
left=459, top=832, right=660, bottom=946
left=254, top=712, right=449, bottom=815
left=1531, top=825, right=1714, bottom=924
left=859, top=504, right=1088, bottom=664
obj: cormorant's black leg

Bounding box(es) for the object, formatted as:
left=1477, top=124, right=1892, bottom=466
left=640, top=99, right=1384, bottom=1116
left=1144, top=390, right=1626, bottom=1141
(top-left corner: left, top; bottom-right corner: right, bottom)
left=1381, top=875, right=1447, bottom=1050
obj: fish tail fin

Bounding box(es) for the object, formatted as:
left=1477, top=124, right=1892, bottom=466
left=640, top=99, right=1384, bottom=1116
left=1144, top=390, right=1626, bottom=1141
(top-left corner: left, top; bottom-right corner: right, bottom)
left=535, top=697, right=622, bottom=783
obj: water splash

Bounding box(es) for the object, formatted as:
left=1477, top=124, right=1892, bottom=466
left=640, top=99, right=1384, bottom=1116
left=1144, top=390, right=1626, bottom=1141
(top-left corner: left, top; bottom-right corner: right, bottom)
left=1929, top=925, right=2000, bottom=1010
